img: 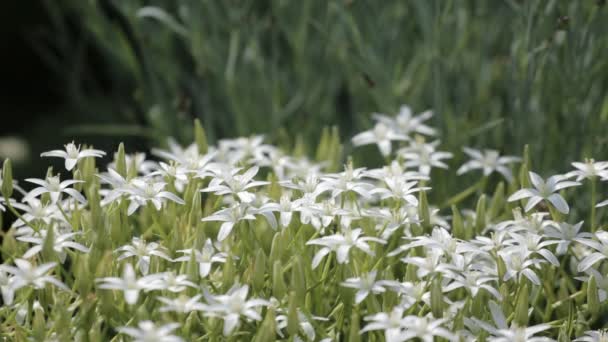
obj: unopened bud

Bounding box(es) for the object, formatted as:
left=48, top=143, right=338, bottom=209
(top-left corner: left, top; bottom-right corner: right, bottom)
left=1, top=158, right=13, bottom=198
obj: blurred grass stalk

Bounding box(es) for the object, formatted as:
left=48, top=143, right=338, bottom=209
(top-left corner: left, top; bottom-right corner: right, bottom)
left=38, top=0, right=608, bottom=182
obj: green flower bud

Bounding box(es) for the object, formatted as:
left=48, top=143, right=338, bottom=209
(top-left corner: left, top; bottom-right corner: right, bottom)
left=253, top=307, right=277, bottom=342
left=42, top=225, right=57, bottom=262
left=32, top=303, right=46, bottom=341
left=488, top=182, right=505, bottom=219
left=188, top=190, right=202, bottom=228
left=518, top=144, right=531, bottom=188
left=253, top=248, right=267, bottom=293
left=287, top=291, right=300, bottom=337
left=194, top=119, right=208, bottom=154
left=291, top=256, right=307, bottom=306
left=222, top=256, right=236, bottom=291
left=430, top=275, right=444, bottom=318
left=347, top=309, right=361, bottom=342
left=73, top=169, right=84, bottom=192
left=268, top=233, right=283, bottom=264
left=272, top=260, right=287, bottom=300
left=587, top=275, right=600, bottom=316
left=475, top=194, right=486, bottom=235
left=115, top=143, right=127, bottom=178
left=451, top=205, right=465, bottom=239
left=418, top=191, right=431, bottom=232
left=1, top=158, right=13, bottom=198
left=514, top=282, right=529, bottom=326
left=183, top=311, right=202, bottom=338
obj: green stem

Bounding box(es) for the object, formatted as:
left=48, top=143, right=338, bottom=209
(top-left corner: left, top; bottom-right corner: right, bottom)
left=441, top=177, right=485, bottom=209
left=591, top=177, right=597, bottom=233
left=4, top=194, right=39, bottom=233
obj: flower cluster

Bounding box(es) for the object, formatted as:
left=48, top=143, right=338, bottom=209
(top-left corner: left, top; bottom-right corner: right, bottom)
left=1, top=108, right=607, bottom=341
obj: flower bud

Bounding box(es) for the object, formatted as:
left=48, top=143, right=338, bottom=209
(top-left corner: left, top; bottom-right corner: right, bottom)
left=42, top=225, right=57, bottom=262
left=32, top=302, right=46, bottom=341
left=183, top=311, right=202, bottom=338
left=514, top=282, right=529, bottom=326
left=347, top=309, right=361, bottom=342
left=475, top=194, right=486, bottom=235
left=254, top=308, right=276, bottom=342
left=253, top=248, right=267, bottom=293
left=73, top=169, right=84, bottom=192
left=488, top=182, right=505, bottom=219
left=188, top=190, right=202, bottom=228
left=291, top=256, right=307, bottom=306
left=587, top=275, right=600, bottom=316
left=194, top=119, right=208, bottom=154
left=222, top=256, right=236, bottom=291
left=430, top=275, right=444, bottom=318
left=272, top=260, right=287, bottom=300
left=1, top=158, right=13, bottom=198
left=287, top=291, right=300, bottom=337
left=269, top=233, right=283, bottom=265
left=451, top=205, right=465, bottom=239
left=115, top=143, right=127, bottom=178
left=418, top=191, right=431, bottom=232
left=518, top=144, right=531, bottom=188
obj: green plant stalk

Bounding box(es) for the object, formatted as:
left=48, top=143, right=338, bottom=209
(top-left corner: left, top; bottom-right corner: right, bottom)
left=590, top=177, right=597, bottom=233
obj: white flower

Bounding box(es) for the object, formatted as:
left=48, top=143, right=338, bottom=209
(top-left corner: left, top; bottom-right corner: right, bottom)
left=443, top=270, right=501, bottom=300
left=150, top=272, right=198, bottom=293
left=0, top=259, right=69, bottom=293
left=361, top=307, right=408, bottom=342
left=352, top=122, right=409, bottom=156
left=0, top=270, right=15, bottom=305
left=503, top=232, right=560, bottom=266
left=473, top=301, right=554, bottom=342
left=23, top=175, right=86, bottom=204
left=10, top=199, right=60, bottom=229
left=499, top=247, right=545, bottom=285
left=201, top=203, right=256, bottom=241
left=115, top=237, right=172, bottom=275
left=118, top=321, right=184, bottom=342
left=319, top=164, right=373, bottom=199
left=123, top=178, right=185, bottom=215
left=341, top=270, right=388, bottom=304
left=373, top=105, right=437, bottom=137
left=201, top=166, right=269, bottom=203
left=40, top=141, right=106, bottom=171
left=398, top=140, right=453, bottom=176
left=275, top=308, right=328, bottom=341
left=370, top=177, right=428, bottom=206
left=457, top=147, right=521, bottom=181
left=507, top=172, right=580, bottom=214
left=566, top=159, right=608, bottom=181
left=307, top=227, right=386, bottom=269
left=397, top=316, right=456, bottom=342
left=18, top=228, right=89, bottom=263
left=204, top=284, right=270, bottom=336
left=96, top=264, right=165, bottom=304
left=574, top=330, right=608, bottom=342
left=401, top=250, right=449, bottom=279
left=157, top=294, right=207, bottom=313
left=174, top=239, right=228, bottom=277
left=576, top=231, right=608, bottom=272
left=543, top=221, right=590, bottom=255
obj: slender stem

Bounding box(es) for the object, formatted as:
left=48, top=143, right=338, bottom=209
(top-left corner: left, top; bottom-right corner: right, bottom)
left=590, top=177, right=597, bottom=233
left=441, top=177, right=485, bottom=209
left=4, top=194, right=39, bottom=233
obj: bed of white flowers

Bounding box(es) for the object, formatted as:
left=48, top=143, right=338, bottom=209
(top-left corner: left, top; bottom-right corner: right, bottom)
left=1, top=106, right=608, bottom=341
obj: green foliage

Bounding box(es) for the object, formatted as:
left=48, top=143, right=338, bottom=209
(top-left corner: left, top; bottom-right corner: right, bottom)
left=42, top=0, right=608, bottom=171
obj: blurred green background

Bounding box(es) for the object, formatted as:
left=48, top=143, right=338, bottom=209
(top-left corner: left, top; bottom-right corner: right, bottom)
left=1, top=0, right=608, bottom=180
